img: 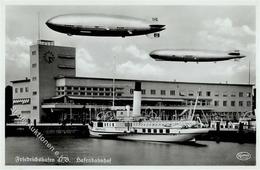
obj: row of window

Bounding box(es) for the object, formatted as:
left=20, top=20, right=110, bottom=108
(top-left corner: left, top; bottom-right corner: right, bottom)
left=57, top=86, right=115, bottom=92
left=130, top=89, right=251, bottom=97
left=214, top=100, right=251, bottom=107
left=57, top=91, right=122, bottom=97
left=15, top=87, right=29, bottom=93
left=142, top=128, right=170, bottom=134
left=57, top=86, right=252, bottom=98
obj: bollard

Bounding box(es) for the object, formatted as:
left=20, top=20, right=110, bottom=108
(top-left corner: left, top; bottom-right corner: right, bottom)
left=239, top=122, right=244, bottom=133
left=216, top=122, right=220, bottom=132
left=33, top=119, right=36, bottom=127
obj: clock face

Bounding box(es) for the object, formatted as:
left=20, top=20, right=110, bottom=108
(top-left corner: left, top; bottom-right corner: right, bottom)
left=44, top=51, right=55, bottom=64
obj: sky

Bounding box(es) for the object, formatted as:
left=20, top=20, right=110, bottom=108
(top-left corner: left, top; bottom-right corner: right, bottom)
left=5, top=5, right=256, bottom=85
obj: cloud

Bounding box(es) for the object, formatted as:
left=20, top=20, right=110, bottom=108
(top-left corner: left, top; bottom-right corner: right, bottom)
left=76, top=48, right=100, bottom=76
left=197, top=17, right=255, bottom=52
left=116, top=61, right=165, bottom=79
left=6, top=36, right=32, bottom=68
left=203, top=17, right=255, bottom=38
left=112, top=44, right=149, bottom=60
left=5, top=36, right=32, bottom=83
left=125, top=45, right=149, bottom=60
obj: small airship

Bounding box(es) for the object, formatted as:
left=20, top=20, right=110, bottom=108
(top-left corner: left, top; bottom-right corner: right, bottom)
left=149, top=49, right=245, bottom=63
left=46, top=14, right=165, bottom=37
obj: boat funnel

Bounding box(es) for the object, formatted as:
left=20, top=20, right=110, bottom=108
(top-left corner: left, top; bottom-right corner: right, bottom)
left=132, top=81, right=142, bottom=117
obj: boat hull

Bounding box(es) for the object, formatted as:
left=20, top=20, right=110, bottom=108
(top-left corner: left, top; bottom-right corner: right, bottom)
left=88, top=126, right=209, bottom=142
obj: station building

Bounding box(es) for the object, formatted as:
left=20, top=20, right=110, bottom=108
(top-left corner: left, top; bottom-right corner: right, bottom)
left=11, top=40, right=254, bottom=123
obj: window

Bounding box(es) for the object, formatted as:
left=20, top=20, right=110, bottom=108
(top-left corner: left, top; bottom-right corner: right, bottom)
left=141, top=89, right=146, bottom=95
left=20, top=88, right=23, bottom=93
left=93, top=87, right=97, bottom=91
left=32, top=77, right=37, bottom=81
left=223, top=101, right=227, bottom=107
left=87, top=87, right=92, bottom=91
left=99, top=88, right=104, bottom=91
left=239, top=101, right=243, bottom=107
left=80, top=87, right=85, bottom=91
left=197, top=91, right=202, bottom=96
left=153, top=129, right=157, bottom=133
left=25, top=87, right=29, bottom=92
left=33, top=106, right=37, bottom=110
left=93, top=93, right=98, bottom=96
left=67, top=92, right=72, bottom=95
left=80, top=92, right=85, bottom=95
left=142, top=129, right=146, bottom=133
left=67, top=86, right=72, bottom=90
left=87, top=92, right=92, bottom=96
left=33, top=91, right=37, bottom=95
left=147, top=129, right=151, bottom=133
left=247, top=101, right=251, bottom=107
left=116, top=93, right=122, bottom=97
left=206, top=91, right=211, bottom=97
left=215, top=92, right=219, bottom=97
left=130, top=89, right=134, bottom=94
left=214, top=101, right=219, bottom=106
left=166, top=129, right=170, bottom=133
left=159, top=129, right=163, bottom=133
left=231, top=92, right=236, bottom=97
left=15, top=88, right=18, bottom=93
left=32, top=63, right=37, bottom=68
left=74, top=87, right=79, bottom=90
left=32, top=51, right=36, bottom=55
left=223, top=92, right=228, bottom=97
left=231, top=101, right=235, bottom=107
left=170, top=90, right=175, bottom=96
left=161, top=90, right=166, bottom=95
left=105, top=88, right=110, bottom=91
left=239, top=92, right=243, bottom=97
left=105, top=93, right=110, bottom=96
left=246, top=92, right=251, bottom=97
left=151, top=89, right=156, bottom=95
left=188, top=91, right=194, bottom=96
left=179, top=91, right=186, bottom=96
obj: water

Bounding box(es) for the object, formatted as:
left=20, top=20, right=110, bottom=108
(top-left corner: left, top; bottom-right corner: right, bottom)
left=5, top=136, right=255, bottom=165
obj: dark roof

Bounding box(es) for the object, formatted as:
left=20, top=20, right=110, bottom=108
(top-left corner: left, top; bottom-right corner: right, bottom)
left=11, top=79, right=30, bottom=83
left=56, top=76, right=254, bottom=87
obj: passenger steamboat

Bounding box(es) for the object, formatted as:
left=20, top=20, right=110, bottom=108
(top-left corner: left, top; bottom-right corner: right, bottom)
left=87, top=82, right=209, bottom=142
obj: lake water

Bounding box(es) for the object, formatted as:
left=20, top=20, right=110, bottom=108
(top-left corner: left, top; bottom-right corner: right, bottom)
left=5, top=136, right=256, bottom=165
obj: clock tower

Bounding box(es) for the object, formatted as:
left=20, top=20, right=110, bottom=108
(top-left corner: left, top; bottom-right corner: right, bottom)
left=30, top=40, right=76, bottom=123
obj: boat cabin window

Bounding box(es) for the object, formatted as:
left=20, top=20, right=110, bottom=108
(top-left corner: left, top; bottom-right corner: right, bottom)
left=97, top=122, right=103, bottom=127
left=142, top=129, right=146, bottom=133
left=147, top=129, right=151, bottom=133
left=154, top=129, right=157, bottom=133
left=166, top=129, right=170, bottom=133
left=159, top=129, right=163, bottom=133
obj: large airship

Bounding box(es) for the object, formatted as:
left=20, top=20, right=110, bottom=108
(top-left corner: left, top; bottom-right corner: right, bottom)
left=149, top=49, right=246, bottom=62
left=46, top=14, right=165, bottom=37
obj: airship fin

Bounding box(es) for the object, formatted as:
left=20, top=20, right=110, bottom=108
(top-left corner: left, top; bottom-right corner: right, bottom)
left=152, top=17, right=158, bottom=22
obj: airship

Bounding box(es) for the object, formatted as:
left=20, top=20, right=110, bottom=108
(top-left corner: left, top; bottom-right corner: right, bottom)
left=46, top=14, right=165, bottom=37
left=149, top=49, right=245, bottom=63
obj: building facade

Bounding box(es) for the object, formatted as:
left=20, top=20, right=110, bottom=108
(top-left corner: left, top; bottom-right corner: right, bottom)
left=11, top=40, right=254, bottom=123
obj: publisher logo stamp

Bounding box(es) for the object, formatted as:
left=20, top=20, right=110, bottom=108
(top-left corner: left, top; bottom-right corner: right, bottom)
left=236, top=152, right=251, bottom=161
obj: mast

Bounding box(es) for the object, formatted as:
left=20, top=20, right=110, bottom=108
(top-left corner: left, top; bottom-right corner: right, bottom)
left=112, top=56, right=116, bottom=108
left=38, top=12, right=40, bottom=40
left=248, top=60, right=251, bottom=84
